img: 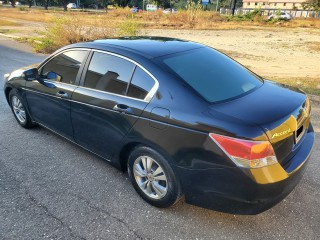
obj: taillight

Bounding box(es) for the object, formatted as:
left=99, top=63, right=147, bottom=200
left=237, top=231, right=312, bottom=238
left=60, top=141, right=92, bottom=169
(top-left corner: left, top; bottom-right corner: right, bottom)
left=209, top=133, right=278, bottom=168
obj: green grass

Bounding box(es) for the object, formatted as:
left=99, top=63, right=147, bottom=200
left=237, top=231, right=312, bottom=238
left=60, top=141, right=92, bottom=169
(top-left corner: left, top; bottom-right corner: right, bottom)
left=0, top=29, right=17, bottom=34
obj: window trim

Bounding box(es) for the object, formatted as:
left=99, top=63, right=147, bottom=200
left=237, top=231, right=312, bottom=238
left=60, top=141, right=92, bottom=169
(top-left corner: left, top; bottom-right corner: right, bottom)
left=38, top=48, right=90, bottom=87
left=80, top=49, right=159, bottom=103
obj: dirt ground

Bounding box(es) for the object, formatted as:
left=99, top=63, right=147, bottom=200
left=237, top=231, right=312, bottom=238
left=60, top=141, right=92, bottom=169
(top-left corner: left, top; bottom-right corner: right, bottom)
left=1, top=16, right=320, bottom=83
left=146, top=28, right=320, bottom=81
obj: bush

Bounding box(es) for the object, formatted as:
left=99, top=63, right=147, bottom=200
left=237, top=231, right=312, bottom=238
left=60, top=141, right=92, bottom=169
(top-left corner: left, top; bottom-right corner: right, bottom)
left=118, top=15, right=141, bottom=37
left=227, top=9, right=264, bottom=22
left=33, top=14, right=141, bottom=53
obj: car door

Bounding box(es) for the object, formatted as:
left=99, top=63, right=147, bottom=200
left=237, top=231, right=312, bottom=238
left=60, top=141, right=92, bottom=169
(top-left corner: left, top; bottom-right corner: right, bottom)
left=71, top=50, right=158, bottom=160
left=25, top=49, right=89, bottom=139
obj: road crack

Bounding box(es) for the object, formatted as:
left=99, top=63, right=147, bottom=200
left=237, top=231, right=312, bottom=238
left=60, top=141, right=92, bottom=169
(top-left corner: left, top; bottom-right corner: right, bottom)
left=72, top=194, right=143, bottom=239
left=25, top=189, right=87, bottom=240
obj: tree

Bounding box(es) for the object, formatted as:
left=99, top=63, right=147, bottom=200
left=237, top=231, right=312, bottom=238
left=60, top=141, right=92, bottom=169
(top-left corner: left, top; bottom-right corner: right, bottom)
left=302, top=0, right=320, bottom=12
left=27, top=0, right=33, bottom=8
left=58, top=0, right=69, bottom=11
left=38, top=0, right=51, bottom=9
left=10, top=0, right=16, bottom=7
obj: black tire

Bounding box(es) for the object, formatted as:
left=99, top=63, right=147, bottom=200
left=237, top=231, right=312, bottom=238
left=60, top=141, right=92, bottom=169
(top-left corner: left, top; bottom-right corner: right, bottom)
left=9, top=89, right=35, bottom=129
left=127, top=146, right=182, bottom=208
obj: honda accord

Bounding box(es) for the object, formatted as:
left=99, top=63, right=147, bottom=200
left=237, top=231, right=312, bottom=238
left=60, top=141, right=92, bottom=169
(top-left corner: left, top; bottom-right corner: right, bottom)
left=3, top=37, right=314, bottom=214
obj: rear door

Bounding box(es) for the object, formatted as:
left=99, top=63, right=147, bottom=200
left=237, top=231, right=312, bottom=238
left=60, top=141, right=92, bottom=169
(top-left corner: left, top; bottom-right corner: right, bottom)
left=71, top=50, right=158, bottom=160
left=25, top=49, right=89, bottom=139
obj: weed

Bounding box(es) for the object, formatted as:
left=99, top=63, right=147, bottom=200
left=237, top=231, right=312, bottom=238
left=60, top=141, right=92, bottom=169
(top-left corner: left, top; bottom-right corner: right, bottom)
left=118, top=15, right=141, bottom=37
left=0, top=19, right=20, bottom=26
left=226, top=9, right=264, bottom=22
left=32, top=13, right=141, bottom=53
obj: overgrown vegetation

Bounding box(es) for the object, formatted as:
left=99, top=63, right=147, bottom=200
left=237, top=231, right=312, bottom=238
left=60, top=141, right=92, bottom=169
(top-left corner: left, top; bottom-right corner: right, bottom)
left=226, top=9, right=264, bottom=22
left=0, top=19, right=20, bottom=26
left=32, top=14, right=140, bottom=53
left=118, top=14, right=140, bottom=36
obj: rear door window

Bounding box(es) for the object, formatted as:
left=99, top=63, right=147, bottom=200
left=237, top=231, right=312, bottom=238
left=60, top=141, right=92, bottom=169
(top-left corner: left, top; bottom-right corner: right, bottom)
left=127, top=67, right=155, bottom=100
left=84, top=52, right=135, bottom=96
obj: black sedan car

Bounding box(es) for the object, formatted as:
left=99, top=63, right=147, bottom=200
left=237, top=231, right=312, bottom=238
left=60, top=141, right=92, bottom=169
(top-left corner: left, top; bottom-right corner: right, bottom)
left=3, top=37, right=314, bottom=214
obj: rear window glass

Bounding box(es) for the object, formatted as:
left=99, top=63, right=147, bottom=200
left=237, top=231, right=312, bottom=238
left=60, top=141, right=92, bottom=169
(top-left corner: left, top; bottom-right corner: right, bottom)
left=161, top=48, right=262, bottom=102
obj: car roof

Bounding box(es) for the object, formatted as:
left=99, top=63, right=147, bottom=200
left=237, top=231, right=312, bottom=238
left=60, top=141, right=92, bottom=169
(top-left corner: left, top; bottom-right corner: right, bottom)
left=68, top=37, right=204, bottom=59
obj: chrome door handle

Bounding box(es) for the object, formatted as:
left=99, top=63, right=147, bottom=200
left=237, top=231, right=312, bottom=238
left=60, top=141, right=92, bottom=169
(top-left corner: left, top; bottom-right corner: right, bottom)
left=113, top=104, right=133, bottom=114
left=56, top=91, right=69, bottom=98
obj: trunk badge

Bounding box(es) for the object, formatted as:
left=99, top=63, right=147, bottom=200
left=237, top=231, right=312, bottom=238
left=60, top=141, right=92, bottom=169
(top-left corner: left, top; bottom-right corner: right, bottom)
left=271, top=128, right=291, bottom=139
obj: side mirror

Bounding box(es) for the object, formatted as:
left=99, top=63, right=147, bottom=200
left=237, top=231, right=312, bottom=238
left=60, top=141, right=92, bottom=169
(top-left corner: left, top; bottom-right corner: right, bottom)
left=46, top=71, right=62, bottom=82
left=23, top=68, right=39, bottom=81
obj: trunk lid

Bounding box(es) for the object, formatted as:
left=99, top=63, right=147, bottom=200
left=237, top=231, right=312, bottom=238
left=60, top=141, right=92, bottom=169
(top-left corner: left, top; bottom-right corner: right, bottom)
left=210, top=81, right=311, bottom=165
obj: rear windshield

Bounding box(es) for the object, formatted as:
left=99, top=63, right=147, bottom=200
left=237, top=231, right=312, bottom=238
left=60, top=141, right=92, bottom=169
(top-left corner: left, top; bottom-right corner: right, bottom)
left=160, top=47, right=263, bottom=102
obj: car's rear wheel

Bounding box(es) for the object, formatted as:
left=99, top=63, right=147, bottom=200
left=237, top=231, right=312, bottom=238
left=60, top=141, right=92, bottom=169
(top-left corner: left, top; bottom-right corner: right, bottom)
left=127, top=146, right=181, bottom=208
left=9, top=90, right=35, bottom=128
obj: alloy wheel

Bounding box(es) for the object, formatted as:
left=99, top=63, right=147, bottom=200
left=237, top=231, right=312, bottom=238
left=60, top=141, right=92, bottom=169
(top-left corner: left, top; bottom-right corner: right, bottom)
left=11, top=96, right=26, bottom=124
left=133, top=156, right=168, bottom=199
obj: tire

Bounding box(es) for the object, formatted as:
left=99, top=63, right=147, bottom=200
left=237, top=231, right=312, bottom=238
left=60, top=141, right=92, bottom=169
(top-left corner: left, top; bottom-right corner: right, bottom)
left=9, top=89, right=35, bottom=129
left=127, top=146, right=182, bottom=208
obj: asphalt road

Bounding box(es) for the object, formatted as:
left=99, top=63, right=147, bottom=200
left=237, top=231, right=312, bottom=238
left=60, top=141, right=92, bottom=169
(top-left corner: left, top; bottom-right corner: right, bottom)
left=0, top=36, right=320, bottom=240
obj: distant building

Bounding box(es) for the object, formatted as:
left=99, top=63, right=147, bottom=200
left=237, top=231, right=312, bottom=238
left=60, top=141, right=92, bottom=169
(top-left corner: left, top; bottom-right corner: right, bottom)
left=242, top=0, right=306, bottom=10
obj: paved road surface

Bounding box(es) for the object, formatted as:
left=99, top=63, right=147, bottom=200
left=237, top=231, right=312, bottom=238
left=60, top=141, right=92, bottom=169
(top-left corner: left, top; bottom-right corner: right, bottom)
left=1, top=36, right=319, bottom=239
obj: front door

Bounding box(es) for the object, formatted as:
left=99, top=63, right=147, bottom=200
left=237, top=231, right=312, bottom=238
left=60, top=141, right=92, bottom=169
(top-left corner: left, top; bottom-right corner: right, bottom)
left=25, top=49, right=89, bottom=139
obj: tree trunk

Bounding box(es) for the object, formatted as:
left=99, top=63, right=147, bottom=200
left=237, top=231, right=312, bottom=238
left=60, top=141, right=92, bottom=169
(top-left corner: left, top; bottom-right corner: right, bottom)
left=64, top=5, right=67, bottom=11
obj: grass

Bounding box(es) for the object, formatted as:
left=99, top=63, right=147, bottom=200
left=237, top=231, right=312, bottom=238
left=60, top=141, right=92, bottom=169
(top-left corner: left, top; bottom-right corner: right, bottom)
left=32, top=14, right=141, bottom=53
left=1, top=7, right=320, bottom=30
left=0, top=29, right=17, bottom=34
left=0, top=19, right=20, bottom=26
left=266, top=77, right=320, bottom=95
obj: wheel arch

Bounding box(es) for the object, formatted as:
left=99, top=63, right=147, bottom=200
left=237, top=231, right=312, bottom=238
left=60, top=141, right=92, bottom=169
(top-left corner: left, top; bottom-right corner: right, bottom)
left=117, top=140, right=178, bottom=173
left=4, top=86, right=13, bottom=104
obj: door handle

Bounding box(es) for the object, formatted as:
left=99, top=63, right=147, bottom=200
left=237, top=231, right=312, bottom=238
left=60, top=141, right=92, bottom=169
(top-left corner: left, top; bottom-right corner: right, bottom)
left=113, top=104, right=133, bottom=114
left=56, top=91, right=69, bottom=98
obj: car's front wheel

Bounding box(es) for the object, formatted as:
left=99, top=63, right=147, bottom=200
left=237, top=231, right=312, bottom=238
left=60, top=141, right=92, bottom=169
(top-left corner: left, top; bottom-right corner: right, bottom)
left=9, top=90, right=35, bottom=128
left=128, top=146, right=182, bottom=208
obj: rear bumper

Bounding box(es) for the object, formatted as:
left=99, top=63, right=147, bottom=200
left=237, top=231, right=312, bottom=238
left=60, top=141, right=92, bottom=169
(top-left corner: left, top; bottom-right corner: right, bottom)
left=176, top=124, right=314, bottom=214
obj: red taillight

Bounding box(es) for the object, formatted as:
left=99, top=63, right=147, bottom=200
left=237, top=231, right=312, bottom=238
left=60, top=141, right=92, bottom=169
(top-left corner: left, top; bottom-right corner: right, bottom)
left=209, top=133, right=278, bottom=168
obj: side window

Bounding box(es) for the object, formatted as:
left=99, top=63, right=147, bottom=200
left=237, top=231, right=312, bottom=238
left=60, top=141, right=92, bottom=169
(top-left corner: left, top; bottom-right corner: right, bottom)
left=84, top=52, right=135, bottom=95
left=41, top=50, right=88, bottom=85
left=127, top=67, right=155, bottom=100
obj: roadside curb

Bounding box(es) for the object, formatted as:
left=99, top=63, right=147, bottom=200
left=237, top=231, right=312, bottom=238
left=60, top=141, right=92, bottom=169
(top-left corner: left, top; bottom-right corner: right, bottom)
left=0, top=33, right=21, bottom=39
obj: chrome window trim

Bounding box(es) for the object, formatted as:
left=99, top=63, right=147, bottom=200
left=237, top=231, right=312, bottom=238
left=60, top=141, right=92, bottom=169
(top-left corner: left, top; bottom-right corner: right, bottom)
left=37, top=47, right=160, bottom=103
left=91, top=49, right=159, bottom=102
left=77, top=85, right=148, bottom=103
left=37, top=48, right=90, bottom=70
left=22, top=88, right=146, bottom=111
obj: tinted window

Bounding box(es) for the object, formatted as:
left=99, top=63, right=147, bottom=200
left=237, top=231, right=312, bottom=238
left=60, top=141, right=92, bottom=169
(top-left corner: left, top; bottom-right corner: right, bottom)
left=41, top=50, right=87, bottom=85
left=84, top=52, right=135, bottom=95
left=127, top=67, right=155, bottom=100
left=161, top=48, right=262, bottom=102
